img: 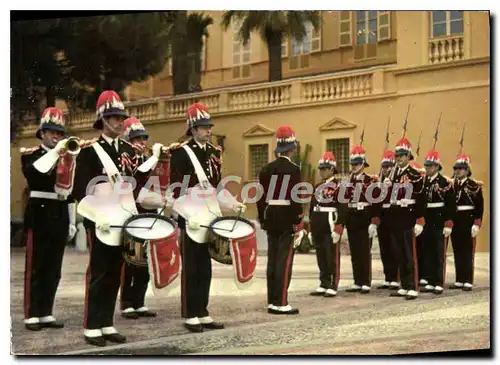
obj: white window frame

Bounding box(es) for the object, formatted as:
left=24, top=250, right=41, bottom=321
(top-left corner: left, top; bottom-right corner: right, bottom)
left=355, top=11, right=378, bottom=45
left=232, top=21, right=251, bottom=79
left=429, top=11, right=464, bottom=39
left=291, top=21, right=321, bottom=56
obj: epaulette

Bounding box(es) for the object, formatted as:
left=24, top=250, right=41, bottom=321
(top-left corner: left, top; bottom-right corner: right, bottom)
left=19, top=145, right=41, bottom=155
left=466, top=178, right=483, bottom=191
left=442, top=175, right=453, bottom=184
left=119, top=138, right=133, bottom=147
left=368, top=174, right=379, bottom=182
left=79, top=137, right=99, bottom=149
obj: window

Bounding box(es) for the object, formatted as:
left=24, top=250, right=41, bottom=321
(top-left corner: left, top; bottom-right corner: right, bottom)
left=232, top=21, right=251, bottom=79
left=249, top=144, right=269, bottom=180
left=430, top=11, right=464, bottom=38
left=326, top=138, right=350, bottom=175
left=282, top=36, right=288, bottom=57
left=290, top=21, right=320, bottom=70
left=356, top=11, right=378, bottom=45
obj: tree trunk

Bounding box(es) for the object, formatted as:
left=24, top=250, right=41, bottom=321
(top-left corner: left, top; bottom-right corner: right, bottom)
left=45, top=85, right=55, bottom=107
left=266, top=29, right=283, bottom=82
left=172, top=11, right=189, bottom=95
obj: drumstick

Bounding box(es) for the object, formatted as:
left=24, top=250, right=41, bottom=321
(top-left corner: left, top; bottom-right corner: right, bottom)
left=200, top=224, right=232, bottom=232
left=109, top=225, right=152, bottom=229
left=149, top=204, right=167, bottom=230
left=230, top=198, right=247, bottom=232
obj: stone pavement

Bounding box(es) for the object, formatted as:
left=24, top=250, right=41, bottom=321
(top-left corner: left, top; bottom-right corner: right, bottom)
left=10, top=247, right=490, bottom=355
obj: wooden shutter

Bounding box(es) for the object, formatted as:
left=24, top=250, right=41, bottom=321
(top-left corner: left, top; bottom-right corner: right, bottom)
left=377, top=11, right=391, bottom=41
left=290, top=55, right=298, bottom=70
left=339, top=11, right=353, bottom=47
left=311, top=24, right=321, bottom=52
left=232, top=66, right=240, bottom=79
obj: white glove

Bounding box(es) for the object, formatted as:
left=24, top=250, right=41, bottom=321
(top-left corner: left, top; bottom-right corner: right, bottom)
left=383, top=178, right=392, bottom=187
left=95, top=213, right=110, bottom=232
left=152, top=143, right=164, bottom=159
left=443, top=227, right=452, bottom=238
left=54, top=138, right=69, bottom=154
left=331, top=231, right=341, bottom=244
left=308, top=232, right=313, bottom=246
left=471, top=224, right=480, bottom=237
left=165, top=193, right=175, bottom=208
left=75, top=222, right=88, bottom=252
left=68, top=224, right=77, bottom=242
left=414, top=224, right=424, bottom=237
left=368, top=223, right=378, bottom=239
left=232, top=202, right=247, bottom=214
left=188, top=216, right=201, bottom=230
left=293, top=230, right=305, bottom=249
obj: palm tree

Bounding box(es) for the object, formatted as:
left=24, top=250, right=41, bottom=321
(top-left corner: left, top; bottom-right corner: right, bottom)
left=186, top=13, right=213, bottom=92
left=221, top=11, right=320, bottom=82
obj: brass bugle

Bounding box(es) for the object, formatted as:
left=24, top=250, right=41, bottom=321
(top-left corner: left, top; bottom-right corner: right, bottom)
left=64, top=136, right=81, bottom=155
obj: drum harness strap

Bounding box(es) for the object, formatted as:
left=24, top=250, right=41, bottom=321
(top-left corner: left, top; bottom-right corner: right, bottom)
left=182, top=145, right=222, bottom=219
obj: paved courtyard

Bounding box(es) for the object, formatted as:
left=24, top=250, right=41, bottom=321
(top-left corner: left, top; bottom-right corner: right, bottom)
left=10, top=246, right=490, bottom=355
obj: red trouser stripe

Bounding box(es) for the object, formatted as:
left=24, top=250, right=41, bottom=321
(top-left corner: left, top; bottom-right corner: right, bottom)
left=471, top=237, right=477, bottom=284
left=442, top=237, right=449, bottom=286
left=412, top=233, right=419, bottom=290
left=119, top=262, right=126, bottom=310
left=281, top=239, right=294, bottom=306
left=24, top=229, right=34, bottom=319
left=180, top=231, right=187, bottom=318
left=335, top=241, right=340, bottom=290
left=83, top=230, right=92, bottom=328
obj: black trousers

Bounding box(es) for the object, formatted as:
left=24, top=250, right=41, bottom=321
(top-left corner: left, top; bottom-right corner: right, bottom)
left=378, top=212, right=399, bottom=283
left=24, top=210, right=68, bottom=319
left=312, top=232, right=340, bottom=290
left=451, top=212, right=476, bottom=284
left=421, top=220, right=447, bottom=287
left=180, top=231, right=212, bottom=319
left=416, top=235, right=426, bottom=282
left=84, top=226, right=123, bottom=330
left=346, top=210, right=372, bottom=287
left=120, top=261, right=150, bottom=310
left=267, top=232, right=295, bottom=306
left=390, top=227, right=418, bottom=291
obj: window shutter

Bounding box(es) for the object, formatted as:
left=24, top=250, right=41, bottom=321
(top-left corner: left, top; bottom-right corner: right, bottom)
left=301, top=54, right=310, bottom=68
left=377, top=11, right=391, bottom=41
left=290, top=55, right=298, bottom=70
left=311, top=24, right=321, bottom=52
left=339, top=11, right=353, bottom=47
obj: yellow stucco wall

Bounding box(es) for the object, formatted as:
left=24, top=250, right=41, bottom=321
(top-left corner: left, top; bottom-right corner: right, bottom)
left=12, top=11, right=490, bottom=251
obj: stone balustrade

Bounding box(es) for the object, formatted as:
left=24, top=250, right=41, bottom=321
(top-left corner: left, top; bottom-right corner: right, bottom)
left=18, top=68, right=383, bottom=136
left=428, top=36, right=464, bottom=64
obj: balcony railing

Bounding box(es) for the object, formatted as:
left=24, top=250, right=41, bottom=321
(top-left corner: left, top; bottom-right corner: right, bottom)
left=18, top=68, right=386, bottom=136
left=428, top=35, right=464, bottom=64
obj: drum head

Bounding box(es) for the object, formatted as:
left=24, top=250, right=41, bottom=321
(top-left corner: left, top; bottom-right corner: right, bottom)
left=210, top=216, right=254, bottom=239
left=124, top=213, right=176, bottom=241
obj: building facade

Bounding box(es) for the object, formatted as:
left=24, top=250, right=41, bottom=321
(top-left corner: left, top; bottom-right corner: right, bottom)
left=12, top=11, right=490, bottom=251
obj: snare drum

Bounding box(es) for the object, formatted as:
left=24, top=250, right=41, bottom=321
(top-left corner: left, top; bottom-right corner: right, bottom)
left=208, top=216, right=256, bottom=265
left=122, top=213, right=177, bottom=266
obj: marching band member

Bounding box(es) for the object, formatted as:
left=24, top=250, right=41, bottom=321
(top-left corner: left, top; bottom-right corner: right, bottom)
left=344, top=145, right=381, bottom=294
left=308, top=152, right=347, bottom=298
left=377, top=150, right=400, bottom=290
left=169, top=103, right=246, bottom=332
left=257, top=126, right=303, bottom=315
left=449, top=154, right=484, bottom=291
left=73, top=90, right=135, bottom=346
left=21, top=107, right=78, bottom=331
left=419, top=150, right=455, bottom=295
left=119, top=117, right=157, bottom=319
left=388, top=138, right=426, bottom=300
